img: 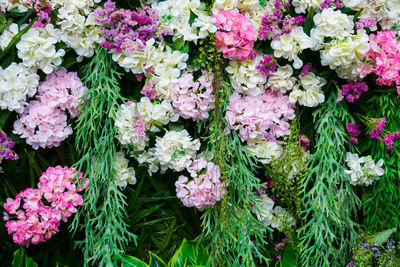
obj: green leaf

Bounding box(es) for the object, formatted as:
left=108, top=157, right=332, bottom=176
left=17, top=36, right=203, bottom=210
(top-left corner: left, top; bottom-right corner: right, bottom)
left=368, top=228, right=396, bottom=246
left=12, top=248, right=25, bottom=267
left=168, top=239, right=208, bottom=267
left=149, top=252, right=167, bottom=267
left=24, top=255, right=38, bottom=267
left=281, top=244, right=298, bottom=267
left=121, top=255, right=147, bottom=267
left=168, top=121, right=185, bottom=132
left=0, top=13, right=6, bottom=24
left=172, top=38, right=184, bottom=50
left=188, top=10, right=197, bottom=26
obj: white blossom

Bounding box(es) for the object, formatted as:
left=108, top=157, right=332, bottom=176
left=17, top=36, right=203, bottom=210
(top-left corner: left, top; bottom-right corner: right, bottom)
left=345, top=152, right=384, bottom=186
left=115, top=151, right=136, bottom=189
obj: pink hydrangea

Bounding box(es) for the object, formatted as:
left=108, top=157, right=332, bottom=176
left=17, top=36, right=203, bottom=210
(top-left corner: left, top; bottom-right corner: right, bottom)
left=37, top=68, right=88, bottom=118
left=363, top=31, right=400, bottom=95
left=213, top=10, right=255, bottom=61
left=172, top=71, right=215, bottom=121
left=13, top=101, right=72, bottom=150
left=225, top=90, right=295, bottom=142
left=3, top=166, right=87, bottom=247
left=176, top=157, right=227, bottom=211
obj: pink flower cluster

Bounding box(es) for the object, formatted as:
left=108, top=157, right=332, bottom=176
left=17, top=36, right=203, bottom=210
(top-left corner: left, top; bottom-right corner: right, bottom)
left=258, top=9, right=305, bottom=40
left=132, top=112, right=146, bottom=139
left=140, top=79, right=156, bottom=100
left=381, top=132, right=400, bottom=149
left=172, top=71, right=214, bottom=121
left=347, top=123, right=361, bottom=144
left=356, top=17, right=377, bottom=30
left=369, top=117, right=386, bottom=139
left=213, top=10, right=255, bottom=61
left=301, top=62, right=316, bottom=77
left=94, top=0, right=166, bottom=53
left=320, top=0, right=344, bottom=10
left=256, top=55, right=276, bottom=78
left=22, top=0, right=52, bottom=28
left=0, top=129, right=18, bottom=160
left=3, top=166, right=88, bottom=247
left=175, top=157, right=226, bottom=211
left=13, top=69, right=87, bottom=150
left=363, top=31, right=400, bottom=95
left=225, top=90, right=295, bottom=142
left=337, top=82, right=369, bottom=103
left=300, top=134, right=310, bottom=150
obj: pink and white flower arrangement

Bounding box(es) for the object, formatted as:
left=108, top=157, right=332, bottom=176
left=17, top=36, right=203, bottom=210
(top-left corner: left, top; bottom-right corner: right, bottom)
left=3, top=166, right=88, bottom=247
left=176, top=157, right=226, bottom=211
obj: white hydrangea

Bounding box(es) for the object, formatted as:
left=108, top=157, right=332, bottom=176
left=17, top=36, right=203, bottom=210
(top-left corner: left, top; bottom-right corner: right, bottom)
left=153, top=0, right=212, bottom=42
left=345, top=152, right=384, bottom=186
left=320, top=30, right=369, bottom=81
left=135, top=148, right=164, bottom=175
left=115, top=103, right=149, bottom=151
left=16, top=24, right=65, bottom=74
left=154, top=130, right=200, bottom=172
left=115, top=151, right=137, bottom=189
left=311, top=8, right=354, bottom=50
left=212, top=0, right=239, bottom=12
left=267, top=65, right=297, bottom=93
left=246, top=140, right=282, bottom=164
left=342, top=0, right=385, bottom=29
left=289, top=72, right=326, bottom=107
left=192, top=12, right=217, bottom=39
left=271, top=27, right=313, bottom=69
left=58, top=12, right=103, bottom=61
left=0, top=0, right=28, bottom=12
left=292, top=0, right=324, bottom=14
left=136, top=97, right=179, bottom=132
left=0, top=63, right=39, bottom=113
left=0, top=23, right=25, bottom=51
left=381, top=1, right=400, bottom=30
left=237, top=0, right=260, bottom=10
left=255, top=195, right=296, bottom=231
left=225, top=54, right=266, bottom=96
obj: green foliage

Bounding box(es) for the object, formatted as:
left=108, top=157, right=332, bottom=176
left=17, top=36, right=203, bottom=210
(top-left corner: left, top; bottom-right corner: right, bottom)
left=12, top=248, right=39, bottom=267
left=363, top=95, right=400, bottom=239
left=298, top=92, right=358, bottom=266
left=70, top=47, right=136, bottom=266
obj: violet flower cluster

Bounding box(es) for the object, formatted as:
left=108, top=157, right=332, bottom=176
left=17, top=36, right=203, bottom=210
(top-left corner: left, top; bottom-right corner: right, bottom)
left=0, top=129, right=18, bottom=160
left=3, top=166, right=88, bottom=247
left=94, top=0, right=162, bottom=53
left=300, top=134, right=310, bottom=150
left=175, top=157, right=226, bottom=211
left=13, top=68, right=87, bottom=150
left=320, top=0, right=344, bottom=10
left=369, top=117, right=386, bottom=139
left=347, top=123, right=361, bottom=144
left=258, top=7, right=305, bottom=41
left=22, top=0, right=52, bottom=28
left=363, top=31, right=400, bottom=95
left=256, top=55, right=276, bottom=78
left=381, top=132, right=400, bottom=150
left=337, top=82, right=369, bottom=103
left=172, top=71, right=214, bottom=121
left=213, top=10, right=255, bottom=61
left=225, top=90, right=295, bottom=142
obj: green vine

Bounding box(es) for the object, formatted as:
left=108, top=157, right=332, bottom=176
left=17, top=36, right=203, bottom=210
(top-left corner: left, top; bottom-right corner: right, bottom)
left=70, top=47, right=136, bottom=266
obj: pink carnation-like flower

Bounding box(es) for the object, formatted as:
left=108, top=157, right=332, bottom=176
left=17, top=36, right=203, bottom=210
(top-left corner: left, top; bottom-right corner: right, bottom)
left=37, top=68, right=88, bottom=118
left=363, top=31, right=400, bottom=95
left=175, top=157, right=227, bottom=211
left=213, top=10, right=255, bottom=61
left=172, top=71, right=215, bottom=121
left=3, top=166, right=87, bottom=247
left=13, top=101, right=73, bottom=150
left=225, top=90, right=295, bottom=142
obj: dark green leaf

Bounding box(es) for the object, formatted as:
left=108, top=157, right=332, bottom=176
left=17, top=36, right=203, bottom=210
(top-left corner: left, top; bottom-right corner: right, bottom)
left=12, top=248, right=24, bottom=267
left=149, top=252, right=167, bottom=267
left=121, top=255, right=147, bottom=267
left=281, top=244, right=298, bottom=267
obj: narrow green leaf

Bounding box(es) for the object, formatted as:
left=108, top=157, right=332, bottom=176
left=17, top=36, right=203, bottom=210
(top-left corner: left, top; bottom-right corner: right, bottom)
left=12, top=248, right=24, bottom=267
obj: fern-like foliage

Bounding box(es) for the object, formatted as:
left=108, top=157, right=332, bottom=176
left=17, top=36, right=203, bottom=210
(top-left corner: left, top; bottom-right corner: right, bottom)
left=70, top=47, right=136, bottom=266
left=363, top=95, right=400, bottom=239
left=298, top=92, right=358, bottom=266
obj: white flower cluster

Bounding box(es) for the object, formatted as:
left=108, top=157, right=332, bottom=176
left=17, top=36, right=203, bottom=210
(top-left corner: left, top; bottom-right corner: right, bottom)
left=225, top=54, right=266, bottom=96
left=154, top=130, right=200, bottom=172
left=115, top=151, right=137, bottom=189
left=115, top=98, right=178, bottom=151
left=271, top=27, right=313, bottom=69
left=320, top=30, right=369, bottom=81
left=246, top=139, right=282, bottom=164
left=0, top=23, right=26, bottom=51
left=292, top=0, right=324, bottom=14
left=267, top=65, right=296, bottom=93
left=345, top=152, right=384, bottom=186
left=255, top=195, right=296, bottom=231
left=0, top=63, right=40, bottom=113
left=16, top=25, right=65, bottom=74
left=153, top=0, right=216, bottom=42
left=112, top=39, right=188, bottom=100
left=289, top=72, right=326, bottom=107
